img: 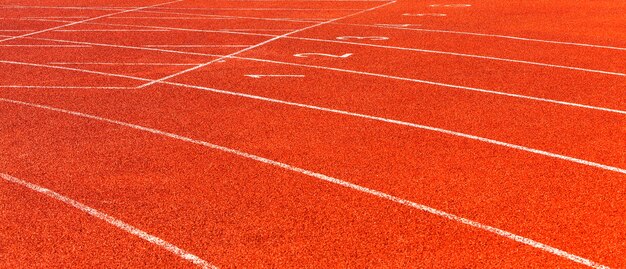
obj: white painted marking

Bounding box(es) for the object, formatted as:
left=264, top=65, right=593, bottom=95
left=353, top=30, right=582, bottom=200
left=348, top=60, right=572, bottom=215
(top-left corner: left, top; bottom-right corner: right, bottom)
left=108, top=17, right=232, bottom=20
left=403, top=13, right=447, bottom=16
left=0, top=100, right=611, bottom=269
left=54, top=29, right=169, bottom=32
left=429, top=4, right=472, bottom=7
left=154, top=7, right=363, bottom=11
left=375, top=23, right=419, bottom=28
left=220, top=29, right=297, bottom=32
left=0, top=44, right=90, bottom=47
left=245, top=74, right=305, bottom=78
left=49, top=62, right=199, bottom=66
left=137, top=1, right=396, bottom=88
left=0, top=85, right=134, bottom=89
left=143, top=45, right=252, bottom=48
left=336, top=36, right=389, bottom=41
left=293, top=52, right=353, bottom=58
left=23, top=16, right=90, bottom=19
left=0, top=0, right=184, bottom=43
left=0, top=173, right=216, bottom=269
left=7, top=34, right=625, bottom=115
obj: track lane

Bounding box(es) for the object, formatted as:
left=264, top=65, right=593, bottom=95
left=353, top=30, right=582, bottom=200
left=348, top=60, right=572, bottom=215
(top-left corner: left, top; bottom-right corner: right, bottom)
left=0, top=100, right=589, bottom=268
left=0, top=177, right=200, bottom=268
left=339, top=0, right=626, bottom=48
left=161, top=58, right=626, bottom=169
left=235, top=38, right=626, bottom=111
left=1, top=86, right=624, bottom=267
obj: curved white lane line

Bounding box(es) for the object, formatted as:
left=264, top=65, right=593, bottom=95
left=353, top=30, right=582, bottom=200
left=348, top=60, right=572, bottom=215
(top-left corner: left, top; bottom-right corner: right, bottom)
left=1, top=60, right=625, bottom=176
left=0, top=99, right=611, bottom=268
left=0, top=173, right=216, bottom=269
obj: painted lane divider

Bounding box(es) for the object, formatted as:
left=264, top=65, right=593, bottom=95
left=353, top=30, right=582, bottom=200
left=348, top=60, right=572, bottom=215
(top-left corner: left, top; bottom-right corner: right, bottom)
left=293, top=53, right=353, bottom=58
left=336, top=36, right=389, bottom=41
left=375, top=23, right=421, bottom=28
left=403, top=13, right=448, bottom=17
left=245, top=74, right=305, bottom=78
left=429, top=4, right=472, bottom=7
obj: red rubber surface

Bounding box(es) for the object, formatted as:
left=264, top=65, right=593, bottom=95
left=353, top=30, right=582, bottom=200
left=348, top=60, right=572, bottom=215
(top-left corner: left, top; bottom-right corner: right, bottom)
left=1, top=0, right=624, bottom=268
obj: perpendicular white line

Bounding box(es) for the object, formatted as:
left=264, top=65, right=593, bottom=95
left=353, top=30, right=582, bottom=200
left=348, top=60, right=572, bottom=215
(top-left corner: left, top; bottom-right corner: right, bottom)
left=0, top=173, right=216, bottom=269
left=0, top=0, right=184, bottom=43
left=0, top=99, right=610, bottom=269
left=3, top=59, right=625, bottom=177
left=9, top=34, right=626, bottom=116
left=139, top=1, right=397, bottom=88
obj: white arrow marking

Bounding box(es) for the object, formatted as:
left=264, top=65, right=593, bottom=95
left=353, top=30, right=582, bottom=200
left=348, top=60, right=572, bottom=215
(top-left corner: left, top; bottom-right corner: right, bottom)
left=245, top=74, right=305, bottom=78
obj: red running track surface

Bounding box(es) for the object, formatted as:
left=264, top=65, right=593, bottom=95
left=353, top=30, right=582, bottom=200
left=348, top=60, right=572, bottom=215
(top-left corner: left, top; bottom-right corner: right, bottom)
left=1, top=0, right=625, bottom=268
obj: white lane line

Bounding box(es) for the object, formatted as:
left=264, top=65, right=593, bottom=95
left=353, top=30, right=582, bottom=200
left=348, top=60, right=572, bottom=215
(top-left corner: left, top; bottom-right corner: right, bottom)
left=0, top=173, right=216, bottom=269
left=0, top=5, right=362, bottom=11
left=245, top=74, right=305, bottom=78
left=50, top=62, right=199, bottom=66
left=9, top=34, right=626, bottom=116
left=0, top=85, right=135, bottom=89
left=138, top=1, right=397, bottom=88
left=0, top=99, right=610, bottom=269
left=0, top=44, right=90, bottom=47
left=54, top=29, right=169, bottom=32
left=0, top=60, right=148, bottom=82
left=41, top=19, right=623, bottom=77
left=152, top=7, right=363, bottom=11
left=220, top=29, right=297, bottom=32
left=143, top=45, right=252, bottom=48
left=0, top=0, right=183, bottom=43
left=3, top=59, right=625, bottom=176
left=22, top=16, right=90, bottom=19
left=107, top=17, right=228, bottom=19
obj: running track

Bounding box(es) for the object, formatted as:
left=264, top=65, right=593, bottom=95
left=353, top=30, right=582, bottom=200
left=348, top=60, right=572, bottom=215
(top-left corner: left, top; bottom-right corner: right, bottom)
left=0, top=0, right=625, bottom=268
